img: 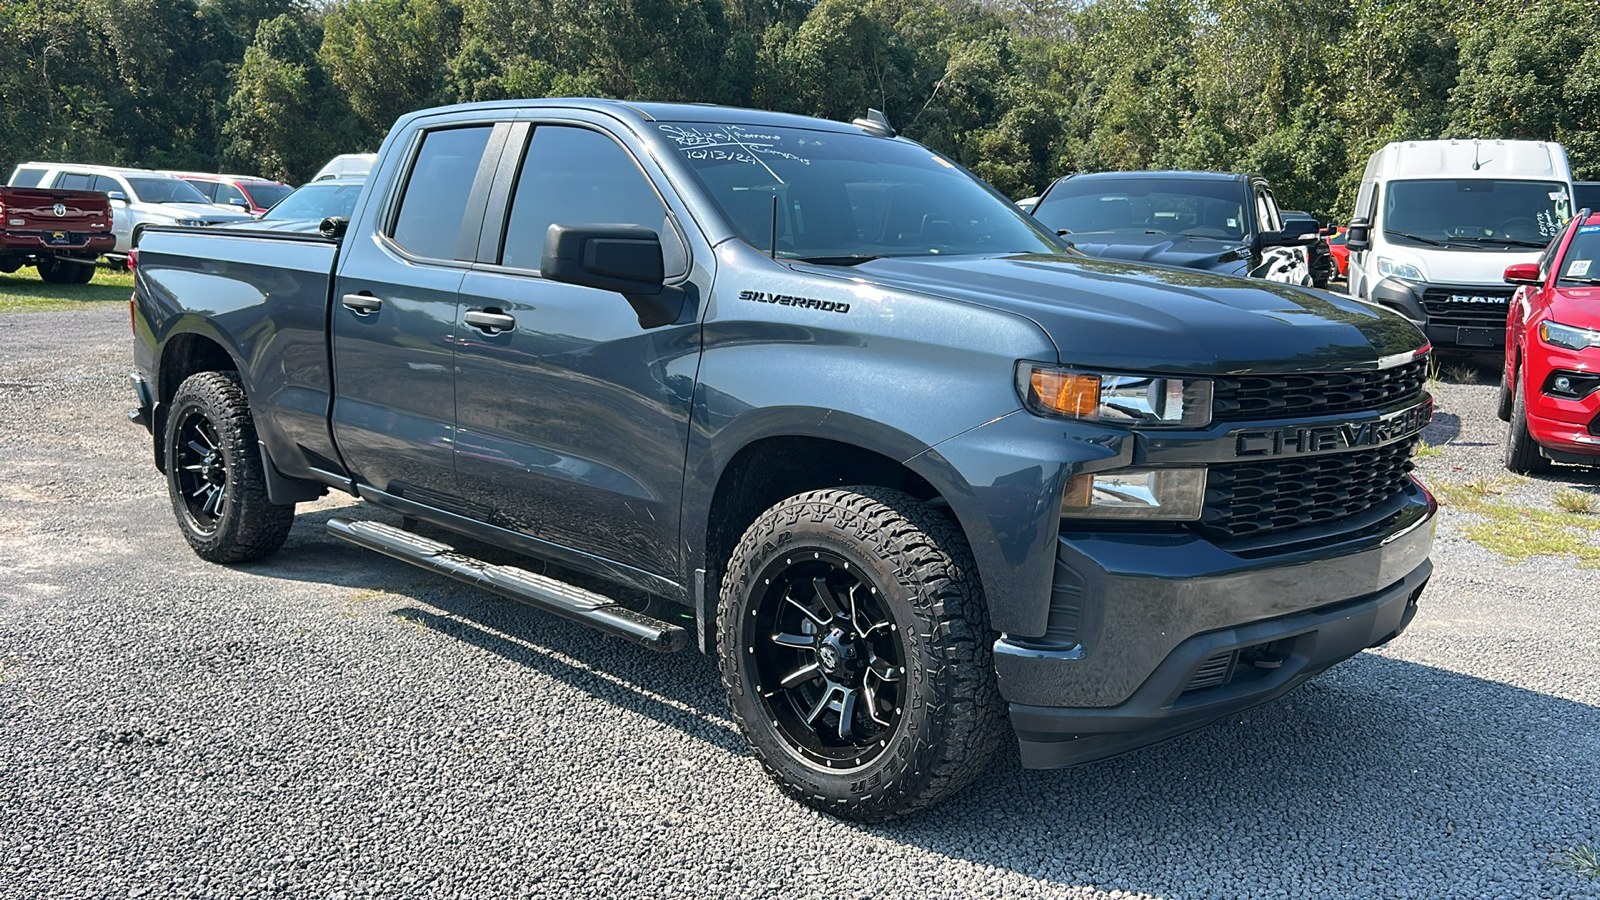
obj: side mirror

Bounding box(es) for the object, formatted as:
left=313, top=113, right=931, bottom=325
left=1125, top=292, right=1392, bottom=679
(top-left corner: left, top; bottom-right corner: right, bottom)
left=1503, top=262, right=1541, bottom=286
left=229, top=198, right=249, bottom=207
left=541, top=223, right=686, bottom=329
left=1259, top=230, right=1320, bottom=248
left=107, top=191, right=127, bottom=204
left=1346, top=217, right=1371, bottom=252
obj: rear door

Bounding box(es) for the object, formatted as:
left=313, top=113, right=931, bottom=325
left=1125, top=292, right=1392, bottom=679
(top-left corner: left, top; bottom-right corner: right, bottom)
left=329, top=116, right=505, bottom=511
left=452, top=117, right=702, bottom=577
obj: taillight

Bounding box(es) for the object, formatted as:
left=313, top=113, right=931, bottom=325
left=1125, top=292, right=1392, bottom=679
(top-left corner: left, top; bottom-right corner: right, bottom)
left=126, top=248, right=139, bottom=271
left=129, top=295, right=136, bottom=335
left=0, top=197, right=6, bottom=219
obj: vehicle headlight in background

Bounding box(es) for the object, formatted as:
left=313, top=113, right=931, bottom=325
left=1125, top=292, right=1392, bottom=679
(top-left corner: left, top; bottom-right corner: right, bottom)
left=1539, top=320, right=1600, bottom=352
left=1377, top=257, right=1425, bottom=282
left=1061, top=468, right=1207, bottom=520
left=1019, top=364, right=1213, bottom=427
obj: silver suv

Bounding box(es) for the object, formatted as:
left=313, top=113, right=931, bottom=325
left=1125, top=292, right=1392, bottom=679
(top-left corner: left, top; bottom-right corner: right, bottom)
left=7, top=163, right=255, bottom=256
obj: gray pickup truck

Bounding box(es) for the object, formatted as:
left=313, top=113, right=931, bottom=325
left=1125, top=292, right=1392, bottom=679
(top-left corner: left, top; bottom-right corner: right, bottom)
left=129, top=100, right=1437, bottom=821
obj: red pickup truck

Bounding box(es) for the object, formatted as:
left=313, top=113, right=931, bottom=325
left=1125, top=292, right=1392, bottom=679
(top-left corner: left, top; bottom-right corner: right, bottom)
left=0, top=185, right=114, bottom=283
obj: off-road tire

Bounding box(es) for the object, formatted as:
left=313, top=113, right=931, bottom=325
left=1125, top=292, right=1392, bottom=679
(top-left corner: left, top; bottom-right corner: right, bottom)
left=718, top=486, right=1002, bottom=822
left=164, top=371, right=295, bottom=562
left=1504, top=366, right=1550, bottom=474
left=1496, top=368, right=1513, bottom=422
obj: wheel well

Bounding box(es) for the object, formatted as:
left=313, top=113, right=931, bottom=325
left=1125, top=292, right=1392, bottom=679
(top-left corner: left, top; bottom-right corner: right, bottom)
left=702, top=435, right=945, bottom=613
left=153, top=333, right=238, bottom=471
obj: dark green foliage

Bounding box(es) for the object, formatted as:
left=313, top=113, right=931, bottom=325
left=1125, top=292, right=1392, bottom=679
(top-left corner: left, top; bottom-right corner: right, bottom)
left=0, top=0, right=1596, bottom=214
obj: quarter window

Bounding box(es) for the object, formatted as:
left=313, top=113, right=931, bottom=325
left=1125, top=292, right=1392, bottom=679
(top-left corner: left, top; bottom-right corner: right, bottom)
left=10, top=167, right=49, bottom=188
left=390, top=125, right=495, bottom=260
left=500, top=125, right=685, bottom=275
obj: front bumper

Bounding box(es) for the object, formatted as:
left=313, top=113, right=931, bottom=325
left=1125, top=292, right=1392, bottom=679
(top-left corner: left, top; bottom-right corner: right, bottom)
left=996, top=481, right=1436, bottom=769
left=1369, top=278, right=1508, bottom=351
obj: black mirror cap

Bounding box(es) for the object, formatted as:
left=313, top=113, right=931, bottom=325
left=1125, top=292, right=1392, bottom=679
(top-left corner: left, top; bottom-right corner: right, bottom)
left=1259, top=230, right=1321, bottom=248
left=541, top=223, right=686, bottom=329
left=1346, top=217, right=1372, bottom=252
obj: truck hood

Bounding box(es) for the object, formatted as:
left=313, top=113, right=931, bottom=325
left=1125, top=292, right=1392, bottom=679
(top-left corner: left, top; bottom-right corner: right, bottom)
left=140, top=202, right=256, bottom=222
left=1066, top=232, right=1250, bottom=274
left=817, top=253, right=1426, bottom=374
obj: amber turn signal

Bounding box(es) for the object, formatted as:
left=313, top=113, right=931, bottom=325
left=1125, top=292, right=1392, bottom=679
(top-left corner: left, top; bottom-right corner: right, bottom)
left=1030, top=370, right=1100, bottom=417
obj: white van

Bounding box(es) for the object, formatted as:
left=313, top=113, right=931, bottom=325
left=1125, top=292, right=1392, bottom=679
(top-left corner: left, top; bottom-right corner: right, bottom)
left=1345, top=139, right=1573, bottom=353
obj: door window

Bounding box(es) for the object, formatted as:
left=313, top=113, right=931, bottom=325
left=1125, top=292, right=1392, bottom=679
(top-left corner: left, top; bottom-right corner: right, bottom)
left=390, top=125, right=495, bottom=260
left=1254, top=187, right=1280, bottom=234
left=499, top=125, right=685, bottom=275
left=215, top=183, right=247, bottom=207
left=189, top=181, right=219, bottom=201
left=91, top=175, right=122, bottom=195
left=54, top=172, right=94, bottom=190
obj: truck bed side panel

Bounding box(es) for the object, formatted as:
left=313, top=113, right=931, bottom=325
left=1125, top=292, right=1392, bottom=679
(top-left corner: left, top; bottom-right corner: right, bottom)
left=135, top=228, right=343, bottom=480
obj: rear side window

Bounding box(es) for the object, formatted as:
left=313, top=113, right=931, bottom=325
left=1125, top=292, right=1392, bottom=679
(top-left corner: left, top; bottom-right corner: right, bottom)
left=390, top=126, right=494, bottom=260
left=10, top=167, right=48, bottom=187
left=188, top=181, right=219, bottom=201
left=500, top=125, right=684, bottom=275
left=54, top=172, right=94, bottom=190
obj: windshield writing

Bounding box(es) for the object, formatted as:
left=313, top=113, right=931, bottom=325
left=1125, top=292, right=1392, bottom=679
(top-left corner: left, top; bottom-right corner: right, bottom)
left=662, top=123, right=1061, bottom=260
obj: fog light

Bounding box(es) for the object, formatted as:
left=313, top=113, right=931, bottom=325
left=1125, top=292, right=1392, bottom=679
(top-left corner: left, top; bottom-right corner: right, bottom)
left=1061, top=468, right=1206, bottom=521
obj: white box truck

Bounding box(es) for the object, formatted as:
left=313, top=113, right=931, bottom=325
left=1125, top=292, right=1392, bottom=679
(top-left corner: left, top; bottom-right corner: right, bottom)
left=1345, top=139, right=1574, bottom=354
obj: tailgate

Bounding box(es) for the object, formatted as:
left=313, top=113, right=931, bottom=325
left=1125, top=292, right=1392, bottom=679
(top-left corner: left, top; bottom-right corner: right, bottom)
left=1, top=187, right=112, bottom=233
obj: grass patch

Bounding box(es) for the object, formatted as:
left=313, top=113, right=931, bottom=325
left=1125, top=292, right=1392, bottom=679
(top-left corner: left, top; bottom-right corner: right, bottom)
left=1433, top=478, right=1600, bottom=567
left=1415, top=439, right=1444, bottom=460
left=1557, top=843, right=1600, bottom=880
left=1553, top=489, right=1599, bottom=515
left=1440, top=362, right=1481, bottom=384
left=0, top=266, right=134, bottom=313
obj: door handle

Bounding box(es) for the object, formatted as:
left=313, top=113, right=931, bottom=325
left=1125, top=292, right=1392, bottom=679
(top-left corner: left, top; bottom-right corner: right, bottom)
left=465, top=309, right=516, bottom=334
left=341, top=293, right=382, bottom=314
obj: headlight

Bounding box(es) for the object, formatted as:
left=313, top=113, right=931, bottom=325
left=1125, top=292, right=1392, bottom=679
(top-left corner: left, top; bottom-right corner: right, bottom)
left=1539, top=320, right=1600, bottom=351
left=1018, top=364, right=1213, bottom=427
left=1061, top=468, right=1206, bottom=520
left=173, top=218, right=206, bottom=227
left=1377, top=257, right=1425, bottom=282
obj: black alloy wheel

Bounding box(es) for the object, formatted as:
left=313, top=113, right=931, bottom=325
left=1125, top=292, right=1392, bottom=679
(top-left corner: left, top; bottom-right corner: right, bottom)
left=163, top=371, right=295, bottom=562
left=719, top=486, right=1001, bottom=822
left=746, top=549, right=905, bottom=769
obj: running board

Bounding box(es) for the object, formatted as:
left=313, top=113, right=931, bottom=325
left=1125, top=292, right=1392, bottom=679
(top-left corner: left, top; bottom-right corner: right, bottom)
left=325, top=518, right=687, bottom=652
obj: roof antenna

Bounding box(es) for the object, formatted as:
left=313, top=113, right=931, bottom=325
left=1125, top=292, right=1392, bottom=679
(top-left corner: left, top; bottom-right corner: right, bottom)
left=770, top=194, right=779, bottom=260
left=852, top=108, right=896, bottom=137
left=1472, top=141, right=1483, bottom=171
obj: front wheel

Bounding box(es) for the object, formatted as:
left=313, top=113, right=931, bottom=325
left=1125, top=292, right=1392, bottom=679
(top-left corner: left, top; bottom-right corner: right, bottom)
left=718, top=487, right=1002, bottom=822
left=1504, top=366, right=1550, bottom=474
left=164, top=371, right=296, bottom=562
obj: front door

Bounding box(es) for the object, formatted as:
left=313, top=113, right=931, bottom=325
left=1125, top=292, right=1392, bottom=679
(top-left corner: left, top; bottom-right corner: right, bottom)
left=453, top=122, right=700, bottom=577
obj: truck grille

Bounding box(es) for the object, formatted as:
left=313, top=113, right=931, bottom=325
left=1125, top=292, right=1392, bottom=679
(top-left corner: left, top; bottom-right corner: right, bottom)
left=1197, top=438, right=1417, bottom=540
left=1420, top=287, right=1511, bottom=327
left=1212, top=359, right=1428, bottom=421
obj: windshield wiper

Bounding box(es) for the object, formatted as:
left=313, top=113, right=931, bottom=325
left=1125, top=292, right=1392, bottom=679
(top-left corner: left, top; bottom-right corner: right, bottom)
left=1561, top=276, right=1600, bottom=285
left=1383, top=230, right=1447, bottom=247
left=794, top=255, right=887, bottom=266
left=1447, top=236, right=1549, bottom=249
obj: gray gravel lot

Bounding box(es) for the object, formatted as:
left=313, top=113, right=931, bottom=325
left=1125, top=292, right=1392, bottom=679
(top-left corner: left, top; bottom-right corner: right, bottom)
left=2, top=306, right=1597, bottom=900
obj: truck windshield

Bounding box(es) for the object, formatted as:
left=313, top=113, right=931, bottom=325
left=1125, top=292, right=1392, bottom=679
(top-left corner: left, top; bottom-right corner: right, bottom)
left=126, top=177, right=212, bottom=205
left=1383, top=179, right=1571, bottom=249
left=1558, top=225, right=1600, bottom=286
left=660, top=122, right=1062, bottom=261
left=1031, top=177, right=1248, bottom=241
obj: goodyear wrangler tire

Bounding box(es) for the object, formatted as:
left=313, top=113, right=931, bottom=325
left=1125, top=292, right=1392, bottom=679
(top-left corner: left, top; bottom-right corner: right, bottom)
left=1503, top=365, right=1551, bottom=475
left=718, top=486, right=1002, bottom=822
left=164, top=371, right=295, bottom=562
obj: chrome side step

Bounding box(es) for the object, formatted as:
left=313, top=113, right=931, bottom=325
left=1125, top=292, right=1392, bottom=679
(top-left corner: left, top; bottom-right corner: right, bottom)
left=325, top=518, right=688, bottom=652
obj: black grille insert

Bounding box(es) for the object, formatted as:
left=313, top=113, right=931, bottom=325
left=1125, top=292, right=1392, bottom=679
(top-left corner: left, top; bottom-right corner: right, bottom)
left=1198, top=438, right=1418, bottom=541
left=1421, top=287, right=1511, bottom=327
left=1213, top=360, right=1428, bottom=421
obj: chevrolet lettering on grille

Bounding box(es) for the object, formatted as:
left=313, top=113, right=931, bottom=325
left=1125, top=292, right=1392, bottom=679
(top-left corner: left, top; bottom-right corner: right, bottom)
left=1233, top=399, right=1432, bottom=458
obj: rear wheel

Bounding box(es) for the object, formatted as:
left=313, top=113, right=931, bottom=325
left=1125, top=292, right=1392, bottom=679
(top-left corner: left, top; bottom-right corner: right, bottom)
left=718, top=487, right=1001, bottom=822
left=36, top=257, right=92, bottom=284
left=1504, top=366, right=1550, bottom=474
left=164, top=371, right=296, bottom=562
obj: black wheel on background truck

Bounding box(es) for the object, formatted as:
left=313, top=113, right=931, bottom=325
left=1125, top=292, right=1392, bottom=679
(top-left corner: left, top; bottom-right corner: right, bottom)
left=36, top=257, right=94, bottom=284
left=164, top=371, right=295, bottom=562
left=1504, top=366, right=1551, bottom=474
left=717, top=486, right=1002, bottom=822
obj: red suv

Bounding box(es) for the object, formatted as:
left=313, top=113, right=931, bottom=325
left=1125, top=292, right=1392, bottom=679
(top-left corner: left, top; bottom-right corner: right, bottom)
left=1500, top=210, right=1600, bottom=472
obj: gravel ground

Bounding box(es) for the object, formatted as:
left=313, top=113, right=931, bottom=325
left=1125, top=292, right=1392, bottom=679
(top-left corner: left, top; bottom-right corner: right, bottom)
left=2, top=307, right=1597, bottom=900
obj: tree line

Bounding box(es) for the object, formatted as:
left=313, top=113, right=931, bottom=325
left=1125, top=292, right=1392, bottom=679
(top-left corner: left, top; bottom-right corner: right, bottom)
left=3, top=0, right=1597, bottom=222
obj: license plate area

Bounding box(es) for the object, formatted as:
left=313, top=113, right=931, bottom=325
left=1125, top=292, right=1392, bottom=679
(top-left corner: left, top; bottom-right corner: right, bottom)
left=1455, top=326, right=1498, bottom=347
left=46, top=231, right=74, bottom=246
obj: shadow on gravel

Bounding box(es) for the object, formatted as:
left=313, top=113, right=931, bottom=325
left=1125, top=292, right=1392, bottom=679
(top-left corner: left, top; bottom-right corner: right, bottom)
left=867, top=654, right=1599, bottom=896
left=1422, top=411, right=1461, bottom=445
